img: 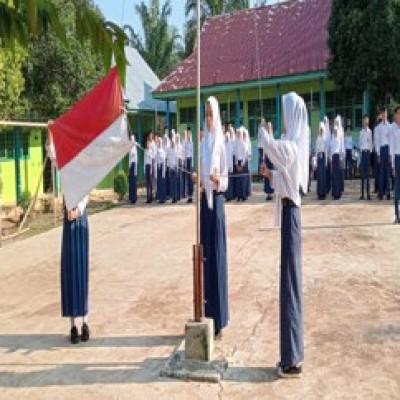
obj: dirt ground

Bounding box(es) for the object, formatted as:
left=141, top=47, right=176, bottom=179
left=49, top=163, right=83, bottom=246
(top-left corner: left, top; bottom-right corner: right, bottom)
left=0, top=181, right=399, bottom=400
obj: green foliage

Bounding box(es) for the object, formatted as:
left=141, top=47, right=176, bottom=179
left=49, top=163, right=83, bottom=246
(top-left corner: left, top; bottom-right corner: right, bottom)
left=0, top=47, right=27, bottom=119
left=113, top=171, right=128, bottom=201
left=128, top=0, right=183, bottom=79
left=328, top=0, right=400, bottom=112
left=18, top=190, right=31, bottom=211
left=0, top=0, right=127, bottom=78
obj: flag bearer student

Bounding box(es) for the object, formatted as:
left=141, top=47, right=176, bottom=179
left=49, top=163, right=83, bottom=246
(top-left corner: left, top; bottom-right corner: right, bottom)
left=316, top=122, right=328, bottom=200
left=128, top=134, right=138, bottom=204
left=260, top=92, right=309, bottom=379
left=263, top=122, right=275, bottom=201
left=156, top=137, right=167, bottom=203
left=144, top=137, right=154, bottom=203
left=375, top=107, right=392, bottom=200
left=46, top=129, right=90, bottom=345
left=167, top=135, right=178, bottom=203
left=345, top=125, right=354, bottom=180
left=224, top=128, right=235, bottom=201
left=390, top=106, right=400, bottom=224
left=330, top=124, right=344, bottom=200
left=235, top=128, right=247, bottom=201
left=192, top=96, right=229, bottom=340
left=184, top=128, right=194, bottom=203
left=359, top=115, right=373, bottom=201
left=175, top=132, right=183, bottom=201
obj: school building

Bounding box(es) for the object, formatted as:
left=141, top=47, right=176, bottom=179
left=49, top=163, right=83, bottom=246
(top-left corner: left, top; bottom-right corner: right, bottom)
left=153, top=0, right=370, bottom=171
left=0, top=46, right=175, bottom=206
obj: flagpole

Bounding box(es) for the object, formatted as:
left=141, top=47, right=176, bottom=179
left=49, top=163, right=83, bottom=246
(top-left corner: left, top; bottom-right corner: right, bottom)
left=193, top=0, right=204, bottom=323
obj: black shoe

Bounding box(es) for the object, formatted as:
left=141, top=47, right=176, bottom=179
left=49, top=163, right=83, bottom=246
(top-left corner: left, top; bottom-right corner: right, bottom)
left=276, top=362, right=303, bottom=379
left=214, top=329, right=223, bottom=341
left=81, top=323, right=90, bottom=342
left=187, top=198, right=193, bottom=204
left=367, top=195, right=372, bottom=201
left=359, top=196, right=365, bottom=200
left=172, top=199, right=177, bottom=204
left=378, top=194, right=383, bottom=200
left=70, top=326, right=79, bottom=344
left=387, top=194, right=391, bottom=200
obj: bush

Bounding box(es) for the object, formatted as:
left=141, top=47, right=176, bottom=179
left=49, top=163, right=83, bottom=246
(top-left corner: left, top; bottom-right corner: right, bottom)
left=18, top=190, right=32, bottom=211
left=113, top=171, right=128, bottom=201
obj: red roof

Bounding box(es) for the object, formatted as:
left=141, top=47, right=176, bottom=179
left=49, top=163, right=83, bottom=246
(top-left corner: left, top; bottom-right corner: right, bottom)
left=154, top=0, right=331, bottom=95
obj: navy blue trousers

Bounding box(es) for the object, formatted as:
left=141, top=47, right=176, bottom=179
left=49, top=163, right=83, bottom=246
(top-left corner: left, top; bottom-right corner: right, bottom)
left=326, top=160, right=332, bottom=194
left=145, top=164, right=153, bottom=202
left=264, top=155, right=274, bottom=194
left=169, top=168, right=177, bottom=202
left=177, top=160, right=182, bottom=201
left=186, top=158, right=194, bottom=197
left=332, top=154, right=342, bottom=199
left=201, top=192, right=229, bottom=332
left=345, top=149, right=353, bottom=179
left=129, top=162, right=137, bottom=204
left=361, top=150, right=370, bottom=197
left=236, top=161, right=246, bottom=200
left=157, top=165, right=166, bottom=203
left=280, top=203, right=304, bottom=366
left=317, top=153, right=327, bottom=198
left=379, top=145, right=390, bottom=196
left=61, top=207, right=89, bottom=317
left=395, top=155, right=400, bottom=219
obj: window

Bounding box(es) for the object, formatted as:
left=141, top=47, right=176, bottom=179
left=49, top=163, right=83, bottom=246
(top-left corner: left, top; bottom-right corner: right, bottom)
left=220, top=102, right=242, bottom=125
left=0, top=129, right=30, bottom=160
left=180, top=107, right=196, bottom=124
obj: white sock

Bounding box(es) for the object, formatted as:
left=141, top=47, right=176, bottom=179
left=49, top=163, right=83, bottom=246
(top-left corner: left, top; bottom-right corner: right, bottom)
left=83, top=315, right=88, bottom=325
left=70, top=317, right=76, bottom=328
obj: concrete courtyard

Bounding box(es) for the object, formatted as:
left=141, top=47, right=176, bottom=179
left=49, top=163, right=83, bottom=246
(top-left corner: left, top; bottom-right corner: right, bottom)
left=0, top=182, right=399, bottom=399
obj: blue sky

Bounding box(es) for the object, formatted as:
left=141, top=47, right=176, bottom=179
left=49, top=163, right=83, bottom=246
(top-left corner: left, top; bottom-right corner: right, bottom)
left=94, top=0, right=279, bottom=37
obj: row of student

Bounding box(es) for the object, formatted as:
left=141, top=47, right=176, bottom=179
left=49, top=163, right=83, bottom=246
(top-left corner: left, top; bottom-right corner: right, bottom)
left=128, top=129, right=195, bottom=205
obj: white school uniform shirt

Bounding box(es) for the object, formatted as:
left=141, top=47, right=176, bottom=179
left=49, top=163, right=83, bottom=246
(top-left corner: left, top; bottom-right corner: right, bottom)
left=157, top=147, right=166, bottom=178
left=390, top=122, right=400, bottom=166
left=225, top=138, right=234, bottom=173
left=330, top=135, right=343, bottom=160
left=167, top=146, right=178, bottom=169
left=257, top=126, right=265, bottom=149
left=345, top=135, right=353, bottom=150
left=184, top=139, right=193, bottom=159
left=77, top=195, right=89, bottom=215
left=144, top=148, right=153, bottom=172
left=375, top=121, right=391, bottom=150
left=315, top=136, right=326, bottom=154
left=129, top=141, right=138, bottom=175
left=235, top=139, right=246, bottom=164
left=359, top=128, right=373, bottom=152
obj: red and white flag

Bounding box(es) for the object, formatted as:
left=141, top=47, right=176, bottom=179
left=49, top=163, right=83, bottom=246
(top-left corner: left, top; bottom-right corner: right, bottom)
left=51, top=67, right=132, bottom=210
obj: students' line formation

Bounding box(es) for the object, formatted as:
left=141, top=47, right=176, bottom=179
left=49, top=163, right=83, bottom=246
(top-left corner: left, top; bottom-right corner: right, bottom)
left=313, top=107, right=400, bottom=223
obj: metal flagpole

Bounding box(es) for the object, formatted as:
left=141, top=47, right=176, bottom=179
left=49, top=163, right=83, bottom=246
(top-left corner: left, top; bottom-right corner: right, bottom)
left=0, top=161, right=2, bottom=248
left=193, top=0, right=204, bottom=323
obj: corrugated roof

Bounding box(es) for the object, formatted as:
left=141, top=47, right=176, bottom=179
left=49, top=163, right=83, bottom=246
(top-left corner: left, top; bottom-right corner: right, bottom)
left=154, top=0, right=330, bottom=94
left=125, top=46, right=176, bottom=112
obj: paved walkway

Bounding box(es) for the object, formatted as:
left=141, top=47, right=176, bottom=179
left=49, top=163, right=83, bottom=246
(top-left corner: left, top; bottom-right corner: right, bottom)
left=0, top=183, right=399, bottom=399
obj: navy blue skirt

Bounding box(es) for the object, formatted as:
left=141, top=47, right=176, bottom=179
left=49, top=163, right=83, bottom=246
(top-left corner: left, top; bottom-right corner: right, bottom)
left=169, top=168, right=177, bottom=201
left=186, top=158, right=194, bottom=196
left=129, top=162, right=137, bottom=203
left=264, top=155, right=274, bottom=194
left=177, top=160, right=182, bottom=200
left=332, top=154, right=341, bottom=199
left=326, top=160, right=332, bottom=193
left=280, top=203, right=304, bottom=366
left=157, top=165, right=166, bottom=203
left=61, top=207, right=89, bottom=317
left=236, top=161, right=247, bottom=200
left=201, top=192, right=229, bottom=332
left=317, top=153, right=327, bottom=198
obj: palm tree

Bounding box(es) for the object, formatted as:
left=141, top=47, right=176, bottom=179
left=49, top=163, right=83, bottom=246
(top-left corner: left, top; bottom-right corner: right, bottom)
left=0, top=0, right=127, bottom=78
left=132, top=0, right=183, bottom=79
left=184, top=0, right=268, bottom=56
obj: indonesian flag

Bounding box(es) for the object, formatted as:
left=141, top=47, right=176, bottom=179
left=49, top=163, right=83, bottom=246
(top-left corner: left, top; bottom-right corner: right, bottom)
left=51, top=67, right=132, bottom=210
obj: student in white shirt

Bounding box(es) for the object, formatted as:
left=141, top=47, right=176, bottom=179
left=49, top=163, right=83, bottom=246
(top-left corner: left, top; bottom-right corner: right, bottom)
left=316, top=121, right=328, bottom=199
left=375, top=107, right=392, bottom=200
left=390, top=106, right=400, bottom=223
left=128, top=134, right=138, bottom=204
left=260, top=92, right=309, bottom=379
left=330, top=124, right=344, bottom=200
left=175, top=132, right=183, bottom=202
left=184, top=127, right=194, bottom=203
left=344, top=125, right=354, bottom=180
left=167, top=135, right=178, bottom=203
left=323, top=116, right=332, bottom=193
left=235, top=128, right=247, bottom=201
left=156, top=137, right=167, bottom=204
left=359, top=115, right=373, bottom=200
left=144, top=137, right=154, bottom=204
left=225, top=129, right=235, bottom=201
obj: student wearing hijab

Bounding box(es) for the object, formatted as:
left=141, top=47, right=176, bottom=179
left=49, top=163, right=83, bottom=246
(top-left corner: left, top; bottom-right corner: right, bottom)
left=46, top=130, right=90, bottom=344
left=192, top=96, right=229, bottom=339
left=375, top=107, right=392, bottom=200
left=243, top=128, right=252, bottom=198
left=156, top=137, right=167, bottom=204
left=175, top=132, right=183, bottom=202
left=330, top=122, right=344, bottom=200
left=144, top=137, right=154, bottom=204
left=164, top=127, right=171, bottom=199
left=235, top=128, right=247, bottom=201
left=263, top=122, right=275, bottom=201
left=225, top=129, right=235, bottom=201
left=316, top=121, right=328, bottom=200
left=345, top=125, right=354, bottom=180
left=184, top=128, right=194, bottom=203
left=334, top=116, right=345, bottom=193
left=258, top=118, right=267, bottom=180
left=323, top=116, right=332, bottom=194
left=390, top=106, right=400, bottom=223
left=359, top=115, right=373, bottom=200
left=260, top=92, right=309, bottom=378
left=128, top=134, right=138, bottom=204
left=167, top=135, right=178, bottom=203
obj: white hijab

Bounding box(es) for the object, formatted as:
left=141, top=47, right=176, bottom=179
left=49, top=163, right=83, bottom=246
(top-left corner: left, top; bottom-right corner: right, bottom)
left=282, top=92, right=310, bottom=195
left=202, top=96, right=224, bottom=209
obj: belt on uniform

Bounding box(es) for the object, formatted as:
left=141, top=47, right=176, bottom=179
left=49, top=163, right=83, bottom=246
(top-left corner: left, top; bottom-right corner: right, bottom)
left=281, top=198, right=296, bottom=207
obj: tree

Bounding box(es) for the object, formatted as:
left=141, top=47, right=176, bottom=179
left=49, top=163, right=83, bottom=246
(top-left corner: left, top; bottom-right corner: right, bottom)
left=184, top=0, right=267, bottom=56
left=0, top=0, right=127, bottom=78
left=19, top=0, right=106, bottom=119
left=128, top=0, right=183, bottom=79
left=328, top=0, right=400, bottom=113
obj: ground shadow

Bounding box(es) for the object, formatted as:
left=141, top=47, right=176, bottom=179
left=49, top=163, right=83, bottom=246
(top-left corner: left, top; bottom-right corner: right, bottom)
left=223, top=366, right=279, bottom=383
